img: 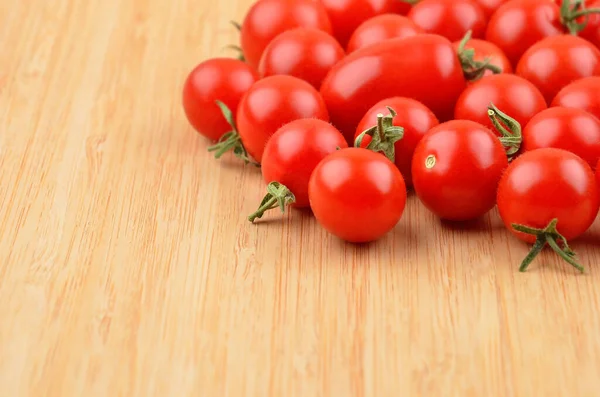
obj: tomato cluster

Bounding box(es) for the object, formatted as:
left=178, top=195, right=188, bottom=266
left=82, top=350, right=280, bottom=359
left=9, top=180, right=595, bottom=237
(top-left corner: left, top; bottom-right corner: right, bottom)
left=182, top=0, right=600, bottom=273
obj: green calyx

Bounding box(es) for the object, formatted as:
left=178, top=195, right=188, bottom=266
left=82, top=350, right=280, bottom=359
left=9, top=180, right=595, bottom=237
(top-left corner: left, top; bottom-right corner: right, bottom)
left=248, top=182, right=296, bottom=223
left=513, top=219, right=585, bottom=273
left=207, top=100, right=257, bottom=165
left=457, top=30, right=502, bottom=82
left=399, top=0, right=420, bottom=4
left=225, top=21, right=245, bottom=61
left=487, top=103, right=523, bottom=160
left=354, top=106, right=404, bottom=163
left=560, top=0, right=600, bottom=35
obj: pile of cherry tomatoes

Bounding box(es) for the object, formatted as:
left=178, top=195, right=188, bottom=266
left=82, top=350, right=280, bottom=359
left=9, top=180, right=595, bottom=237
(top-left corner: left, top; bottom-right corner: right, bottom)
left=182, top=0, right=600, bottom=273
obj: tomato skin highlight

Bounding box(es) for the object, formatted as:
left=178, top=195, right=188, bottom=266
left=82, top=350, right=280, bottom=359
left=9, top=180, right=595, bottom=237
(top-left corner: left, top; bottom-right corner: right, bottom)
left=412, top=120, right=508, bottom=221
left=182, top=58, right=258, bottom=141
left=497, top=148, right=599, bottom=244
left=407, top=0, right=487, bottom=42
left=240, top=0, right=332, bottom=70
left=346, top=14, right=423, bottom=53
left=454, top=74, right=547, bottom=134
left=551, top=77, right=600, bottom=121
left=472, top=0, right=510, bottom=18
left=354, top=97, right=439, bottom=187
left=259, top=28, right=345, bottom=89
left=521, top=107, right=600, bottom=169
left=320, top=34, right=467, bottom=143
left=309, top=148, right=407, bottom=243
left=451, top=38, right=513, bottom=78
left=237, top=75, right=329, bottom=163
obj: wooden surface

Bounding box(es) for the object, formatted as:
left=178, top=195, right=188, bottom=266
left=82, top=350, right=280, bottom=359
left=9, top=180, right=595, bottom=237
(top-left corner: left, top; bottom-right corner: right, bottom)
left=2, top=0, right=600, bottom=396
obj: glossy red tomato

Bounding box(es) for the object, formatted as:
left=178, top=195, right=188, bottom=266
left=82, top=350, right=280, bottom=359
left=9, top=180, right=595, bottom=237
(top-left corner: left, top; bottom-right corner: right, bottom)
left=346, top=14, right=423, bottom=53
left=237, top=75, right=329, bottom=163
left=551, top=77, right=600, bottom=120
left=579, top=0, right=600, bottom=48
left=321, top=0, right=412, bottom=47
left=320, top=34, right=469, bottom=142
left=516, top=35, right=600, bottom=104
left=408, top=0, right=487, bottom=41
left=412, top=120, right=508, bottom=221
left=354, top=97, right=439, bottom=186
left=259, top=28, right=345, bottom=89
left=454, top=74, right=547, bottom=133
left=182, top=58, right=258, bottom=141
left=240, top=0, right=332, bottom=70
left=451, top=38, right=513, bottom=78
left=309, top=148, right=407, bottom=243
left=521, top=107, right=600, bottom=169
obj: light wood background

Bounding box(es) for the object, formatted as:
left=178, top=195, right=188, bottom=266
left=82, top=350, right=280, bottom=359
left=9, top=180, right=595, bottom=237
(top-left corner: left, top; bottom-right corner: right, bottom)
left=2, top=0, right=600, bottom=396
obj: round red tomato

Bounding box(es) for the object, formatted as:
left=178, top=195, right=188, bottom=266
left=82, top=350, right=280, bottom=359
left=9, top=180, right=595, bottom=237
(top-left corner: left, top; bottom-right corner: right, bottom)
left=259, top=28, right=345, bottom=89
left=240, top=0, right=332, bottom=70
left=321, top=0, right=412, bottom=47
left=182, top=58, right=258, bottom=141
left=237, top=75, right=329, bottom=163
left=521, top=107, right=600, bottom=169
left=516, top=35, right=600, bottom=104
left=346, top=14, right=423, bottom=53
left=309, top=148, right=407, bottom=243
left=454, top=74, right=547, bottom=134
left=412, top=120, right=508, bottom=221
left=354, top=97, right=439, bottom=186
left=551, top=76, right=600, bottom=120
left=451, top=38, right=513, bottom=78
left=407, top=0, right=487, bottom=42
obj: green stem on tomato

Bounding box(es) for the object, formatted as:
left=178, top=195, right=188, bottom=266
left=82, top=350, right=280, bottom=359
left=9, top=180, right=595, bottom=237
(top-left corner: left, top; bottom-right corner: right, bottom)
left=248, top=182, right=296, bottom=223
left=457, top=30, right=502, bottom=82
left=487, top=103, right=523, bottom=160
left=207, top=100, right=258, bottom=165
left=354, top=107, right=404, bottom=163
left=560, top=0, right=600, bottom=34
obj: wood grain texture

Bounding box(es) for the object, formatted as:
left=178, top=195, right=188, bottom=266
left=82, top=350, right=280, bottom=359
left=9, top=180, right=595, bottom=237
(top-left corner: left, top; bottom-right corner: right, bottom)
left=1, top=0, right=600, bottom=396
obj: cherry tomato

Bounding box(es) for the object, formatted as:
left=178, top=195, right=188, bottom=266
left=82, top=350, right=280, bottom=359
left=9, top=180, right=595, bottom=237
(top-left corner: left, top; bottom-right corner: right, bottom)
left=354, top=97, right=439, bottom=186
left=451, top=38, right=513, bottom=78
left=579, top=0, right=600, bottom=48
left=454, top=74, right=547, bottom=133
left=240, top=0, right=332, bottom=70
left=259, top=28, right=345, bottom=89
left=321, top=0, right=412, bottom=48
left=551, top=76, right=600, bottom=121
left=408, top=0, right=487, bottom=42
left=516, top=35, right=600, bottom=104
left=182, top=58, right=258, bottom=141
left=412, top=120, right=508, bottom=221
left=308, top=148, right=407, bottom=243
left=521, top=107, right=600, bottom=169
left=346, top=14, right=423, bottom=53
left=237, top=75, right=329, bottom=163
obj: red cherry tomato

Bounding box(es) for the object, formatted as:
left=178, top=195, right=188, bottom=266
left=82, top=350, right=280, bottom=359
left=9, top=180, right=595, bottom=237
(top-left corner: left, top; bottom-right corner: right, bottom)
left=182, top=58, right=258, bottom=141
left=551, top=77, right=600, bottom=121
left=237, top=75, right=329, bottom=163
left=412, top=120, right=508, bottom=221
left=521, top=107, right=600, bottom=169
left=321, top=0, right=412, bottom=48
left=346, top=14, right=423, bottom=53
left=579, top=0, right=600, bottom=48
left=240, top=0, right=332, bottom=70
left=354, top=97, right=439, bottom=186
left=454, top=74, right=547, bottom=133
left=308, top=148, right=407, bottom=243
left=259, top=28, right=345, bottom=89
left=451, top=38, right=513, bottom=78
left=408, top=0, right=487, bottom=42
left=516, top=35, right=600, bottom=104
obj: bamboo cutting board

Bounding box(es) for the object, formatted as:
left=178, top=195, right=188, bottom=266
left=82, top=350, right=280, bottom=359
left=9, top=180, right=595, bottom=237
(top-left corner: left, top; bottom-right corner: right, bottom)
left=1, top=0, right=600, bottom=396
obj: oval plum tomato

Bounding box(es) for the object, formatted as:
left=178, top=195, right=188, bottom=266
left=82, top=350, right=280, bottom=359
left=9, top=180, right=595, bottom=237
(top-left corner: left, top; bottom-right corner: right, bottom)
left=412, top=120, right=508, bottom=221
left=451, top=38, right=513, bottom=78
left=354, top=97, right=439, bottom=186
left=259, top=28, right=345, bottom=89
left=248, top=119, right=348, bottom=222
left=516, top=35, right=600, bottom=104
left=321, top=0, right=412, bottom=48
left=551, top=77, right=600, bottom=120
left=408, top=0, right=487, bottom=41
left=497, top=148, right=599, bottom=272
left=240, top=0, right=332, bottom=70
left=454, top=74, right=547, bottom=134
left=182, top=58, right=258, bottom=141
left=521, top=107, right=600, bottom=169
left=346, top=14, right=423, bottom=53
left=308, top=148, right=407, bottom=243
